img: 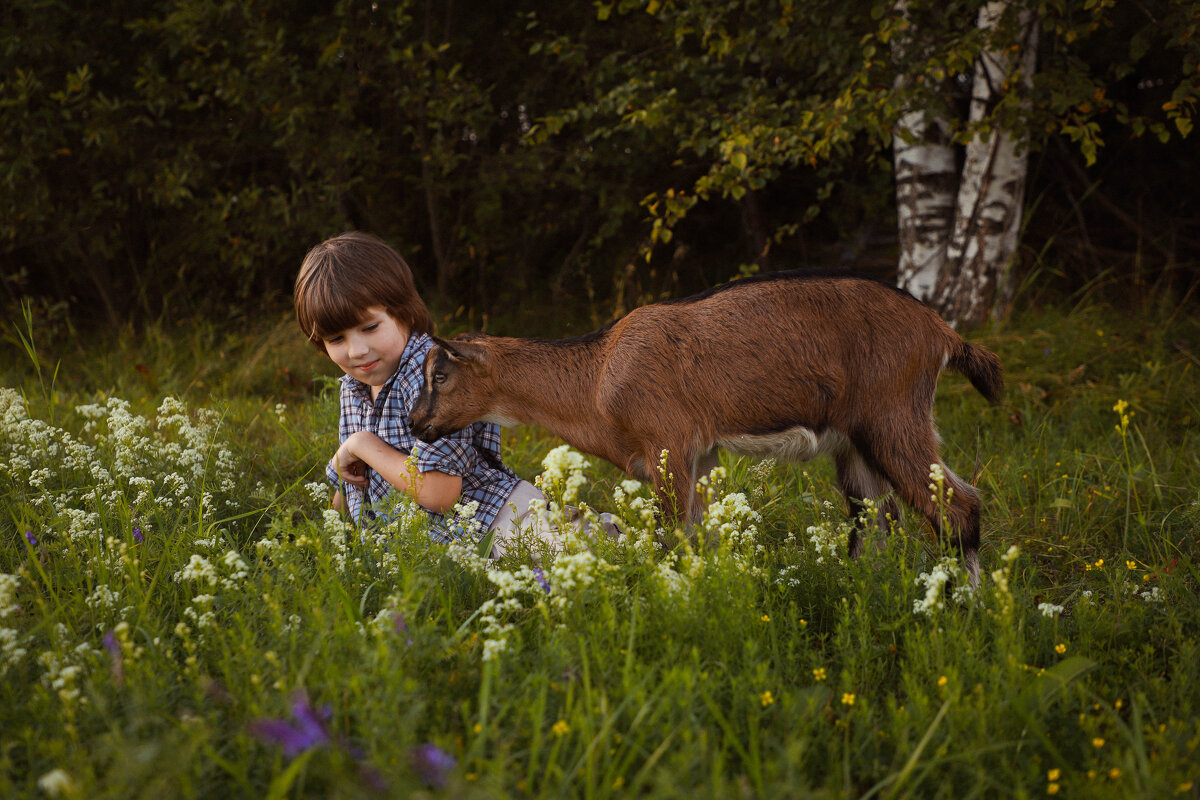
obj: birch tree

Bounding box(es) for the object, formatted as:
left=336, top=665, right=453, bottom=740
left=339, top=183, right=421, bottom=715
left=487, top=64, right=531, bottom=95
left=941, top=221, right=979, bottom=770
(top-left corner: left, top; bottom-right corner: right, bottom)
left=894, top=1, right=1039, bottom=325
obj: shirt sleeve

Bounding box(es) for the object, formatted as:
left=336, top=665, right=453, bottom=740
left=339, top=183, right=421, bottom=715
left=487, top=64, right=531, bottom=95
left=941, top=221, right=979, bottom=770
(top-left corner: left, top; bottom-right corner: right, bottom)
left=412, top=424, right=482, bottom=478
left=327, top=378, right=359, bottom=487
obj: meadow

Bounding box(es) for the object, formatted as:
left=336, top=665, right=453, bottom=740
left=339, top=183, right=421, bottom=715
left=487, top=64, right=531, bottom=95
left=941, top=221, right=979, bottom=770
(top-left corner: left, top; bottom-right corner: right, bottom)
left=1, top=294, right=1198, bottom=799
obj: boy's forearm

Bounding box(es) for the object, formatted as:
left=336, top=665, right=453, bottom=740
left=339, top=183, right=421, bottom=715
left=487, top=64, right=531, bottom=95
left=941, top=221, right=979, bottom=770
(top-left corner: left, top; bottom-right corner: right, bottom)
left=344, top=432, right=463, bottom=513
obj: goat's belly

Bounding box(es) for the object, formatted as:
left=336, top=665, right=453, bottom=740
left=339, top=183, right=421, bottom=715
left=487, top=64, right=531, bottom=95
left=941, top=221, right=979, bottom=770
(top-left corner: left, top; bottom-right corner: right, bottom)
left=718, top=427, right=846, bottom=463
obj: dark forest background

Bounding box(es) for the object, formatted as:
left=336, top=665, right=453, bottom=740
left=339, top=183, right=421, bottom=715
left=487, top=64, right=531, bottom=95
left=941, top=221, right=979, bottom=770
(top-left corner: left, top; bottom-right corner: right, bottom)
left=3, top=0, right=1198, bottom=333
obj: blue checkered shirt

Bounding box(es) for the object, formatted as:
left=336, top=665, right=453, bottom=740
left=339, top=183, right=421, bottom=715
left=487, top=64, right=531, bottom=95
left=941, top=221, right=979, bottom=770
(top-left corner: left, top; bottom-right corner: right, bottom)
left=325, top=331, right=520, bottom=540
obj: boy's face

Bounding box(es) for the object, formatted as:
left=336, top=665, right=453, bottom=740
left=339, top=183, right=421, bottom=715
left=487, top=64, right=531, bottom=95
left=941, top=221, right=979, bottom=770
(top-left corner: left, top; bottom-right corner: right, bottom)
left=322, top=306, right=409, bottom=388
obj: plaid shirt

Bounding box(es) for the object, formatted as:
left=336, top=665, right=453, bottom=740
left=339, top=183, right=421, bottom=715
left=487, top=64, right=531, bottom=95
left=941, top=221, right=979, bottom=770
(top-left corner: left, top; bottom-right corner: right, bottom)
left=325, top=331, right=520, bottom=540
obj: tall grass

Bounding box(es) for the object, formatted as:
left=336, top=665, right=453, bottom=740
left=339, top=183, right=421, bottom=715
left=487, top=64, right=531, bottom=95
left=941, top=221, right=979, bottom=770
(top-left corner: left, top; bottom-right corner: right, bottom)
left=1, top=298, right=1197, bottom=798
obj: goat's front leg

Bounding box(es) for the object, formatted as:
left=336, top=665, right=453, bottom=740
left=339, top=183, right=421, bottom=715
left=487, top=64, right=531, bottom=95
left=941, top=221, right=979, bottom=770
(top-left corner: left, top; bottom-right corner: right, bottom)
left=648, top=445, right=698, bottom=526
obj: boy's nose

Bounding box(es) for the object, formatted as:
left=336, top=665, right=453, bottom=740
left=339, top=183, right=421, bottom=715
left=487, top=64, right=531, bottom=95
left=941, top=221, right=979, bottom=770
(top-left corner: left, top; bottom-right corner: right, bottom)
left=348, top=335, right=369, bottom=357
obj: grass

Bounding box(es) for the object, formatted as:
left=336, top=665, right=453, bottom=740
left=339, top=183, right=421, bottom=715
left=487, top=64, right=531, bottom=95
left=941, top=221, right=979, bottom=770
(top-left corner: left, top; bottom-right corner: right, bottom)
left=1, top=295, right=1198, bottom=798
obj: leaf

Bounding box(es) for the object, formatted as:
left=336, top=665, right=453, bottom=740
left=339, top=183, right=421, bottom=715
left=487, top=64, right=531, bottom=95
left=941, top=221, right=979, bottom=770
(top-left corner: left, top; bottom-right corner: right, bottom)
left=1050, top=498, right=1073, bottom=509
left=1175, top=116, right=1193, bottom=138
left=731, top=151, right=747, bottom=171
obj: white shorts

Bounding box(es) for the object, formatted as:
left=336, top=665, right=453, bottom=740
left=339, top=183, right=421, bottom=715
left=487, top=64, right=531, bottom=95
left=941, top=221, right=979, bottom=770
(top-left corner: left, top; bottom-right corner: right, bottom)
left=486, top=480, right=621, bottom=560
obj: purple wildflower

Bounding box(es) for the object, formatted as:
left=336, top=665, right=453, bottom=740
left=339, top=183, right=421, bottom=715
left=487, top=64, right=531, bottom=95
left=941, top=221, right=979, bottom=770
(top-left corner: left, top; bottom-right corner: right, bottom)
left=25, top=530, right=37, bottom=547
left=133, top=526, right=144, bottom=544
left=392, top=611, right=413, bottom=646
left=532, top=567, right=551, bottom=594
left=103, top=630, right=125, bottom=685
left=250, top=690, right=332, bottom=758
left=408, top=743, right=456, bottom=788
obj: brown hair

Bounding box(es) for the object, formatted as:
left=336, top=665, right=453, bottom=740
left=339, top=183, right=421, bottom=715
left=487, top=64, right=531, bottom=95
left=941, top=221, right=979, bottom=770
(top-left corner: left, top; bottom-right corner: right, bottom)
left=294, top=232, right=433, bottom=351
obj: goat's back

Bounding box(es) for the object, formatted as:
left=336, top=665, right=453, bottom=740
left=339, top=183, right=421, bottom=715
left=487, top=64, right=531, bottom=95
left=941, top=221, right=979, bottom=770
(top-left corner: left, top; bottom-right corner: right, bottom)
left=596, top=272, right=961, bottom=436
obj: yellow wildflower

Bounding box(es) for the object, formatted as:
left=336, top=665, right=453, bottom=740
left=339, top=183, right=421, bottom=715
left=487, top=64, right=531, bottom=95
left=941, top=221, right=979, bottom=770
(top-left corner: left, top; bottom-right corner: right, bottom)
left=1092, top=737, right=1105, bottom=748
left=1048, top=768, right=1061, bottom=781
left=841, top=693, right=856, bottom=706
left=1047, top=783, right=1060, bottom=795
left=760, top=691, right=775, bottom=707
left=1055, top=643, right=1067, bottom=654
left=812, top=667, right=826, bottom=681
left=1109, top=767, right=1121, bottom=779
left=761, top=614, right=770, bottom=622
left=937, top=675, right=948, bottom=687
left=1113, top=399, right=1129, bottom=415
left=552, top=720, right=570, bottom=736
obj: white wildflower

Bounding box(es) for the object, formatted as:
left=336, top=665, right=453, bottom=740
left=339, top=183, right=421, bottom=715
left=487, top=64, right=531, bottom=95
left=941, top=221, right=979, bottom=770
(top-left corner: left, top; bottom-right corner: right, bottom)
left=807, top=521, right=846, bottom=565
left=703, top=491, right=761, bottom=547
left=537, top=444, right=589, bottom=504
left=305, top=481, right=331, bottom=505
left=0, top=573, right=20, bottom=619
left=913, top=557, right=959, bottom=616
left=37, top=768, right=76, bottom=797
left=1038, top=602, right=1064, bottom=618
left=87, top=584, right=119, bottom=612
left=175, top=554, right=217, bottom=584
left=1, top=627, right=28, bottom=675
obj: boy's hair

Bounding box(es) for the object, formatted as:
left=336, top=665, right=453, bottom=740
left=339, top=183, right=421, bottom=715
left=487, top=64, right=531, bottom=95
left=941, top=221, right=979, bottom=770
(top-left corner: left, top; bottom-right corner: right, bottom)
left=295, top=232, right=433, bottom=351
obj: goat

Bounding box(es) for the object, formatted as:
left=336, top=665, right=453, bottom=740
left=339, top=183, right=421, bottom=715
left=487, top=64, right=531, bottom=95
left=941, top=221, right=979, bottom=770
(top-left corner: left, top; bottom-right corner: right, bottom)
left=409, top=270, right=1003, bottom=583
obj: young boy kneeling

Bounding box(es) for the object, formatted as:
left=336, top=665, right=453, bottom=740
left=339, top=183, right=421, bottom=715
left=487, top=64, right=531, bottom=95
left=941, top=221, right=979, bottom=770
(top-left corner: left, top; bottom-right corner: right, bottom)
left=294, top=231, right=574, bottom=558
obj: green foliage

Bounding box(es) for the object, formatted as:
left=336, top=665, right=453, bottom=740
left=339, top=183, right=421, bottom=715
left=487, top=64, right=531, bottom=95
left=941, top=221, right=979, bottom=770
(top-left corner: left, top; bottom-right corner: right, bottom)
left=1, top=297, right=1198, bottom=796
left=534, top=0, right=1200, bottom=269
left=3, top=1, right=1198, bottom=326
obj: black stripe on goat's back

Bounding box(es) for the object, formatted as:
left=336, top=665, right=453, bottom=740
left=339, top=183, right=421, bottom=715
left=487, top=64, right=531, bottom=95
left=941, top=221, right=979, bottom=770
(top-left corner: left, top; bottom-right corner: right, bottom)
left=453, top=321, right=618, bottom=349
left=660, top=267, right=917, bottom=307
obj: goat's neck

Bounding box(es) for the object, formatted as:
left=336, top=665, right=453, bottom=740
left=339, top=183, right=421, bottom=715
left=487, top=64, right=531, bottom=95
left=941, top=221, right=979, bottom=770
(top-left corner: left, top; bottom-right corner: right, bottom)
left=489, top=336, right=605, bottom=441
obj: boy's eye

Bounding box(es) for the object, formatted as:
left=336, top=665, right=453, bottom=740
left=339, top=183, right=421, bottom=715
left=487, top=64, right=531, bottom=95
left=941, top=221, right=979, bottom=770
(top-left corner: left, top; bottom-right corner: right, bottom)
left=363, top=323, right=379, bottom=332
left=325, top=335, right=344, bottom=344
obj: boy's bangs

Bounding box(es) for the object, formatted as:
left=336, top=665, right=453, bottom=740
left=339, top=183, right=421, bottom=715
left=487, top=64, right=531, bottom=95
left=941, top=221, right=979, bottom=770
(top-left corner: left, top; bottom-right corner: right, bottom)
left=300, top=271, right=375, bottom=341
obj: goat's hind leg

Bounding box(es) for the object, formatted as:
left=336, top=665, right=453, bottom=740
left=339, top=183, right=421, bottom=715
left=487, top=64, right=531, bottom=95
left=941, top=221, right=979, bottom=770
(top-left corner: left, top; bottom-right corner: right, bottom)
left=864, top=426, right=983, bottom=586
left=835, top=445, right=900, bottom=559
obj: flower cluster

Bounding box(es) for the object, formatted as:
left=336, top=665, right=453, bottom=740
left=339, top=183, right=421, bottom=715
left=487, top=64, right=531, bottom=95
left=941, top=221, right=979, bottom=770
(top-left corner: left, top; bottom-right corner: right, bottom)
left=702, top=490, right=761, bottom=548
left=913, top=556, right=962, bottom=616
left=536, top=444, right=590, bottom=506
left=806, top=516, right=849, bottom=565
left=1, top=572, right=27, bottom=676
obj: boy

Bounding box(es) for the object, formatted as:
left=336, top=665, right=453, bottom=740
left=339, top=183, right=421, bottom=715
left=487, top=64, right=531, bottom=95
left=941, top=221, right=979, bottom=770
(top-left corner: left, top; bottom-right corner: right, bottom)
left=294, top=231, right=564, bottom=555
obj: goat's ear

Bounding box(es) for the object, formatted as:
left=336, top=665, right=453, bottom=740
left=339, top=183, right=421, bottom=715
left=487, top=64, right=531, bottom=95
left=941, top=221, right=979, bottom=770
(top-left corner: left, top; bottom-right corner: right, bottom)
left=432, top=336, right=482, bottom=365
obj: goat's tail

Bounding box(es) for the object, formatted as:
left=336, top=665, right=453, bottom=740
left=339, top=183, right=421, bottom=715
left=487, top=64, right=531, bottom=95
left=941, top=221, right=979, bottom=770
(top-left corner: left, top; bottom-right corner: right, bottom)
left=948, top=340, right=1004, bottom=404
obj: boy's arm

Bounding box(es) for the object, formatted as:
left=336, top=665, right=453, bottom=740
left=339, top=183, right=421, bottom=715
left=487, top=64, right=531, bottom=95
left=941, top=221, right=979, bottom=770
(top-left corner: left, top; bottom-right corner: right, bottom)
left=331, top=431, right=463, bottom=513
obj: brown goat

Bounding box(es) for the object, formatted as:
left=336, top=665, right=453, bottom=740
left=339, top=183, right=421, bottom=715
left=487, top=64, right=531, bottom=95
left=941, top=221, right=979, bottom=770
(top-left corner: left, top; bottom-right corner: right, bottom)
left=409, top=270, right=1003, bottom=582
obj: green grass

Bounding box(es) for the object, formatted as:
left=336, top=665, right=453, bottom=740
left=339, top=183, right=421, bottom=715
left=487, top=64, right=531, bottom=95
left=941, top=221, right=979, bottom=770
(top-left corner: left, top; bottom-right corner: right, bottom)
left=1, top=297, right=1198, bottom=798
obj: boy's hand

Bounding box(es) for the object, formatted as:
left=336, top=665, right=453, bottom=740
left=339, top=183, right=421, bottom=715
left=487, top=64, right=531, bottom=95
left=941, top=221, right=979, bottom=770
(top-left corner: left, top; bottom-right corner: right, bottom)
left=331, top=434, right=370, bottom=488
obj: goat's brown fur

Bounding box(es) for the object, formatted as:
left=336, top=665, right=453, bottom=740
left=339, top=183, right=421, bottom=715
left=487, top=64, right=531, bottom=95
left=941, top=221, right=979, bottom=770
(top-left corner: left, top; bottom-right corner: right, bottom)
left=409, top=271, right=1003, bottom=582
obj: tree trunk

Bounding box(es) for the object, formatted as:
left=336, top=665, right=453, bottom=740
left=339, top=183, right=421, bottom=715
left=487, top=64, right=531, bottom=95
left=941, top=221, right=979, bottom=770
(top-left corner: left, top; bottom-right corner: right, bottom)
left=893, top=1, right=1037, bottom=327
left=893, top=109, right=956, bottom=299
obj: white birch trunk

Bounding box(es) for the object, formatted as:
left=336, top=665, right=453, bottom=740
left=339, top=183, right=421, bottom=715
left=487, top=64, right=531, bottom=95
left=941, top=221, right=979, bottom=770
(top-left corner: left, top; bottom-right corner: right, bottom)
left=891, top=0, right=958, bottom=302
left=894, top=109, right=957, bottom=302
left=891, top=0, right=1037, bottom=326
left=935, top=2, right=1038, bottom=325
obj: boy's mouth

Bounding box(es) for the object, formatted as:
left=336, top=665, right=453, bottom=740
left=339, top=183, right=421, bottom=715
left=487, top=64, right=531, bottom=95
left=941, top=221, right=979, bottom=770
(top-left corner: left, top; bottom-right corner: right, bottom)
left=357, top=359, right=381, bottom=372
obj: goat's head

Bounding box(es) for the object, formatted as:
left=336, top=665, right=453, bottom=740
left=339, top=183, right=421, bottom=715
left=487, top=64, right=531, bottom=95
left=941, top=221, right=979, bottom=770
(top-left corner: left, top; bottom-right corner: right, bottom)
left=410, top=336, right=497, bottom=443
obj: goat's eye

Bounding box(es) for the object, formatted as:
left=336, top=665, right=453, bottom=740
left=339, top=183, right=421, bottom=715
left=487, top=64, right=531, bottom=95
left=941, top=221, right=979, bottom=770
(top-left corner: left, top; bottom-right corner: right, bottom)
left=433, top=372, right=447, bottom=384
